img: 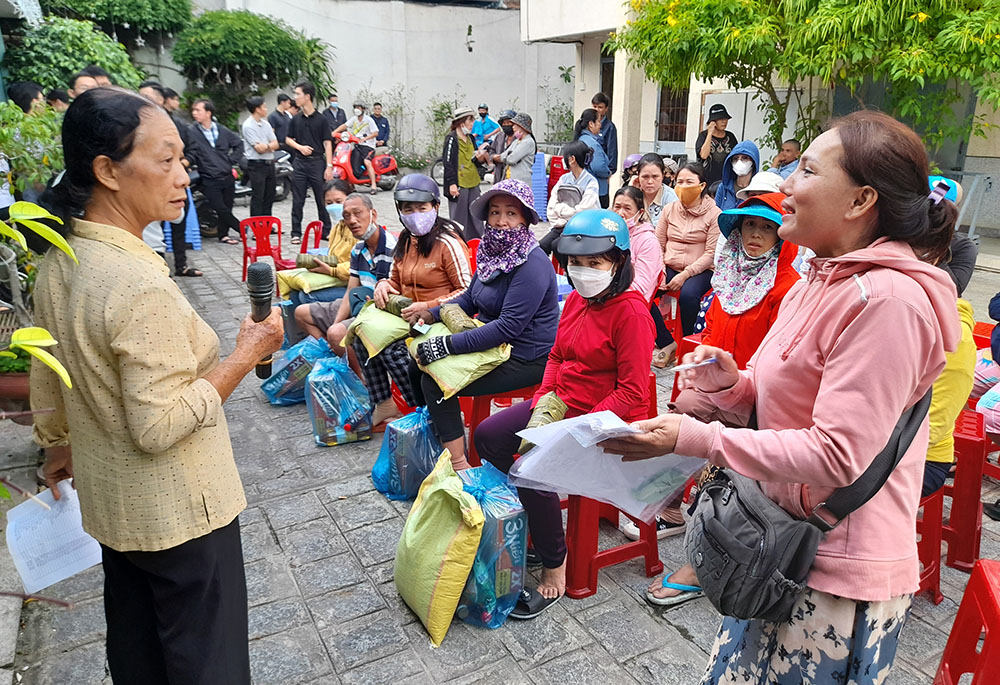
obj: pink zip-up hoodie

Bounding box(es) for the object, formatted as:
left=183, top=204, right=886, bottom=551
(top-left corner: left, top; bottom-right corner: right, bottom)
left=675, top=237, right=959, bottom=602
left=628, top=219, right=664, bottom=303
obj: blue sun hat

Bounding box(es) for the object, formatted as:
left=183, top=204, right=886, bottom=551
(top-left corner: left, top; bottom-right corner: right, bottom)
left=717, top=192, right=786, bottom=239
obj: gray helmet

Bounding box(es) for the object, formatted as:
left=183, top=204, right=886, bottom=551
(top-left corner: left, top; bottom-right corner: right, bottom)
left=394, top=173, right=440, bottom=205
left=498, top=109, right=516, bottom=123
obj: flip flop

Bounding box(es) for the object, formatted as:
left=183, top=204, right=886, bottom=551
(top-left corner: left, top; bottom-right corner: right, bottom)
left=290, top=236, right=301, bottom=245
left=645, top=572, right=704, bottom=607
left=510, top=587, right=561, bottom=620
left=218, top=236, right=239, bottom=245
left=176, top=266, right=203, bottom=277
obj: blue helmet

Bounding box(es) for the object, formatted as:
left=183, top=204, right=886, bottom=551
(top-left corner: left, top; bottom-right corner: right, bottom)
left=557, top=209, right=630, bottom=256
left=394, top=173, right=439, bottom=205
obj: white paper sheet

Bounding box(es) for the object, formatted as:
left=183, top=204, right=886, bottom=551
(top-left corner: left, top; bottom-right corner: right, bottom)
left=5, top=480, right=102, bottom=594
left=511, top=410, right=705, bottom=522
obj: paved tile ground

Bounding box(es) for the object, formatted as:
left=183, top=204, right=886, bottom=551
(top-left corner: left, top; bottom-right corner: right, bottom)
left=0, top=191, right=998, bottom=684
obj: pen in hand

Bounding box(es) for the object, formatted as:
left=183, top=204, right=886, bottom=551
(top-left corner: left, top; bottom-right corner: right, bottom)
left=671, top=357, right=719, bottom=373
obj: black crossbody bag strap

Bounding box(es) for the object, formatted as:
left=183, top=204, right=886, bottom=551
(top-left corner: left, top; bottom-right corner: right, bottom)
left=746, top=388, right=933, bottom=534
left=805, top=388, right=932, bottom=532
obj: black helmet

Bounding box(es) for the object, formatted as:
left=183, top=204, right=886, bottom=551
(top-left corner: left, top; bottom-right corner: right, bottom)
left=498, top=109, right=516, bottom=123
left=394, top=173, right=440, bottom=205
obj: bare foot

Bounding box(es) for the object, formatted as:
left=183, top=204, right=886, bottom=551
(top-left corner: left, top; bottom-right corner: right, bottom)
left=647, top=563, right=700, bottom=601
left=537, top=562, right=566, bottom=600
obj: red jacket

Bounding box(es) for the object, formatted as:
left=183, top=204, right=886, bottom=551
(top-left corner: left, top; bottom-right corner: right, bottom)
left=702, top=240, right=800, bottom=369
left=534, top=290, right=654, bottom=422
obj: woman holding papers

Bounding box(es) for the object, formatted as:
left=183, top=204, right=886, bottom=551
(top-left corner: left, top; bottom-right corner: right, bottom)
left=30, top=89, right=284, bottom=683
left=599, top=112, right=959, bottom=683
left=474, top=209, right=654, bottom=619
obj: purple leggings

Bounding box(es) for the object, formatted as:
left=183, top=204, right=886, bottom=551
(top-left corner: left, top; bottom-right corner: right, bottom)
left=473, top=400, right=566, bottom=569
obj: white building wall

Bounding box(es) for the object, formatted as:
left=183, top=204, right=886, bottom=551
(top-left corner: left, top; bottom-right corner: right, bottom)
left=212, top=0, right=575, bottom=151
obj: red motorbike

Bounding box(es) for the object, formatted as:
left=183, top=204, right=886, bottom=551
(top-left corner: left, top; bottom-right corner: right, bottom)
left=330, top=132, right=399, bottom=191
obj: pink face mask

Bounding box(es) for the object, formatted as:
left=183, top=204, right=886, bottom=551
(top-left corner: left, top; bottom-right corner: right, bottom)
left=624, top=214, right=639, bottom=229
left=400, top=209, right=437, bottom=236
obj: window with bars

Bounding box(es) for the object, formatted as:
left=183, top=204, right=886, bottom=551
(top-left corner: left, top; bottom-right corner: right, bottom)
left=657, top=87, right=689, bottom=142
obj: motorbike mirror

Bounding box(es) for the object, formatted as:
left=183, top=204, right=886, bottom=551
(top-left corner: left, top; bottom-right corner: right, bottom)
left=340, top=131, right=350, bottom=142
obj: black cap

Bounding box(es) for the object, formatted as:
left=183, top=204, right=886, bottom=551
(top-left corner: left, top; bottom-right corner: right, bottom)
left=707, top=103, right=731, bottom=123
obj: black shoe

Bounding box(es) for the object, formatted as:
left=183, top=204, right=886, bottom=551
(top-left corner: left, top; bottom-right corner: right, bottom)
left=984, top=499, right=1000, bottom=522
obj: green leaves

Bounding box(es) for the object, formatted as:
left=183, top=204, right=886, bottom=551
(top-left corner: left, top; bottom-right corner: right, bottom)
left=614, top=0, right=1000, bottom=152
left=40, top=0, right=192, bottom=35
left=8, top=202, right=76, bottom=264
left=8, top=328, right=72, bottom=388
left=2, top=17, right=143, bottom=90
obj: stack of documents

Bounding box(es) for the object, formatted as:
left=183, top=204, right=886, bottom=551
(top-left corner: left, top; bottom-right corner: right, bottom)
left=509, top=411, right=705, bottom=523
left=5, top=480, right=101, bottom=594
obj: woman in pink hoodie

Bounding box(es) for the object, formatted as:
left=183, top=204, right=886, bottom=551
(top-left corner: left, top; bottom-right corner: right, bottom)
left=602, top=111, right=959, bottom=683
left=611, top=185, right=663, bottom=303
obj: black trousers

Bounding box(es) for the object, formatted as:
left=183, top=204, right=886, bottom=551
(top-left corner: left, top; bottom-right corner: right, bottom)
left=102, top=518, right=250, bottom=685
left=291, top=158, right=329, bottom=238
left=168, top=194, right=190, bottom=273
left=201, top=176, right=242, bottom=240
left=247, top=160, right=276, bottom=218
left=408, top=354, right=548, bottom=443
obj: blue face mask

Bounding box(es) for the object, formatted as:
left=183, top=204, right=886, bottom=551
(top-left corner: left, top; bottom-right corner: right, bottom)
left=329, top=102, right=339, bottom=110
left=326, top=203, right=344, bottom=222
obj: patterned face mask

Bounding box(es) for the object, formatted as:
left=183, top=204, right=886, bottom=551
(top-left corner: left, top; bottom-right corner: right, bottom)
left=400, top=209, right=437, bottom=236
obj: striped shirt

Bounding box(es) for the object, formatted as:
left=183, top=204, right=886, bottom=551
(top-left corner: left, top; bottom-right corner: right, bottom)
left=349, top=228, right=398, bottom=289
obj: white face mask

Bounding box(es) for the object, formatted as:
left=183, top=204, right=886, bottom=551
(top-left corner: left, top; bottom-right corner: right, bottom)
left=461, top=125, right=472, bottom=136
left=567, top=265, right=614, bottom=299
left=732, top=159, right=754, bottom=176
left=354, top=108, right=363, bottom=117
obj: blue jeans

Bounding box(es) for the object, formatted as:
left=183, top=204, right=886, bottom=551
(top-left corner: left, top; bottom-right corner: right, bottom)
left=287, top=286, right=346, bottom=307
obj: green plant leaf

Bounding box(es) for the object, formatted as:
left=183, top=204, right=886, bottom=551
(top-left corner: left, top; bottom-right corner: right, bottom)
left=8, top=201, right=63, bottom=225
left=10, top=219, right=77, bottom=264
left=0, top=222, right=28, bottom=250
left=0, top=483, right=9, bottom=499
left=12, top=345, right=72, bottom=388
left=11, top=327, right=59, bottom=348
left=0, top=351, right=16, bottom=358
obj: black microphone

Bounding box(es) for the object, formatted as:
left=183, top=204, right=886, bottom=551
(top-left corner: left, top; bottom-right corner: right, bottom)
left=246, top=262, right=275, bottom=379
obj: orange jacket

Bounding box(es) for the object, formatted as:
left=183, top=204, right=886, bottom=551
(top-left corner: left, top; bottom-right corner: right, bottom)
left=701, top=240, right=800, bottom=368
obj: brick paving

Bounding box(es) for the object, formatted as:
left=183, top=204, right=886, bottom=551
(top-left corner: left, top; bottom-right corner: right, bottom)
left=0, top=192, right=998, bottom=684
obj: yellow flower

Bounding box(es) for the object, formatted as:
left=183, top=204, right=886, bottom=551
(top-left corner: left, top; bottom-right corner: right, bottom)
left=917, top=12, right=929, bottom=23
left=732, top=27, right=741, bottom=37
left=805, top=18, right=811, bottom=24
left=42, top=155, right=49, bottom=166
left=667, top=15, right=678, bottom=27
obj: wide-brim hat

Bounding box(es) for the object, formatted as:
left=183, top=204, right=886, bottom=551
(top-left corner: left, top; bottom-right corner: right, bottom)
left=718, top=193, right=786, bottom=239
left=511, top=112, right=533, bottom=135
left=471, top=179, right=539, bottom=225
left=736, top=171, right=783, bottom=200
left=451, top=106, right=475, bottom=123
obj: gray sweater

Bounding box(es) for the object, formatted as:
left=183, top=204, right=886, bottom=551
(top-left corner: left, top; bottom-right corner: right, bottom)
left=498, top=135, right=536, bottom=184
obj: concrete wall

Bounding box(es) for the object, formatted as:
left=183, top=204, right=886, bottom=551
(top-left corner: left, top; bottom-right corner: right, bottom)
left=209, top=0, right=575, bottom=151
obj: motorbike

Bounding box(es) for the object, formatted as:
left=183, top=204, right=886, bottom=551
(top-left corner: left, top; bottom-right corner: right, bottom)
left=330, top=132, right=398, bottom=191
left=193, top=150, right=294, bottom=237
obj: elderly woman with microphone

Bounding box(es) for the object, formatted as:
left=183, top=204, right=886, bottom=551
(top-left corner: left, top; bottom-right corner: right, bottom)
left=30, top=87, right=283, bottom=683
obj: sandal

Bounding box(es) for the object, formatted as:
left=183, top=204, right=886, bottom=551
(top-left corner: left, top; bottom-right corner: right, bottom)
left=651, top=343, right=677, bottom=369
left=510, top=587, right=561, bottom=620
left=176, top=266, right=203, bottom=277
left=369, top=186, right=378, bottom=195
left=290, top=236, right=301, bottom=245
left=645, top=572, right=703, bottom=607
left=218, top=236, right=239, bottom=245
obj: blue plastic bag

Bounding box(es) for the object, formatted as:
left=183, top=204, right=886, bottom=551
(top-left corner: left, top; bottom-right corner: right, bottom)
left=261, top=336, right=330, bottom=406
left=306, top=356, right=372, bottom=446
left=371, top=407, right=442, bottom=500
left=456, top=463, right=527, bottom=629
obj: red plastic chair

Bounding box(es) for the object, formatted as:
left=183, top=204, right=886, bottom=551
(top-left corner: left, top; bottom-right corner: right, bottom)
left=934, top=559, right=1000, bottom=683
left=941, top=410, right=986, bottom=571
left=564, top=372, right=664, bottom=598
left=467, top=238, right=480, bottom=273
left=390, top=381, right=417, bottom=417
left=547, top=155, right=567, bottom=203
left=301, top=220, right=323, bottom=253
left=240, top=216, right=295, bottom=283
left=653, top=290, right=684, bottom=350
left=973, top=320, right=993, bottom=351
left=463, top=385, right=540, bottom=467
left=916, top=488, right=944, bottom=605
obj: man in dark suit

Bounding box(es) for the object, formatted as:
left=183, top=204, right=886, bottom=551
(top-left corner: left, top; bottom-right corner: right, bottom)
left=189, top=98, right=244, bottom=244
left=323, top=92, right=347, bottom=130
left=269, top=93, right=294, bottom=153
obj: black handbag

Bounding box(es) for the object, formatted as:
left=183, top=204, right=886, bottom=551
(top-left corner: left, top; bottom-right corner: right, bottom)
left=683, top=389, right=932, bottom=622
